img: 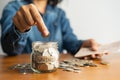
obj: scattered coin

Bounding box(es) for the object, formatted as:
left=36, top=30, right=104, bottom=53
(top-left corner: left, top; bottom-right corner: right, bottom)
left=63, top=68, right=74, bottom=72
left=59, top=58, right=98, bottom=73
left=100, top=60, right=109, bottom=65
left=74, top=70, right=81, bottom=73
left=9, top=63, right=33, bottom=74
left=9, top=58, right=109, bottom=74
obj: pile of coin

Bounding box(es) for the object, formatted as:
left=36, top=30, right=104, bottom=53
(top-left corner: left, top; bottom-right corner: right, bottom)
left=31, top=42, right=59, bottom=73
left=9, top=58, right=109, bottom=74
left=9, top=63, right=33, bottom=74
left=59, top=59, right=97, bottom=73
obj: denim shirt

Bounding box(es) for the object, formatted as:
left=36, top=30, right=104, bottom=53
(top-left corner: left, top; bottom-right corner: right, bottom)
left=0, top=0, right=83, bottom=56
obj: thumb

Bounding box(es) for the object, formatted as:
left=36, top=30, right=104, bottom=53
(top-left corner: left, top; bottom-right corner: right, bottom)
left=91, top=45, right=98, bottom=51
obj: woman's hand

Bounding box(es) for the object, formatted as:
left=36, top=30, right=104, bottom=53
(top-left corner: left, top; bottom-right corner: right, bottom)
left=81, top=39, right=109, bottom=59
left=13, top=4, right=49, bottom=37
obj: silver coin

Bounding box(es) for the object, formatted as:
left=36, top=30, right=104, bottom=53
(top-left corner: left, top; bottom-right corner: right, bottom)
left=100, top=60, right=109, bottom=65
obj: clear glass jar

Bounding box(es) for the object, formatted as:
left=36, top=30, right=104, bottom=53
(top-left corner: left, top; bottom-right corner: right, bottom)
left=31, top=41, right=59, bottom=73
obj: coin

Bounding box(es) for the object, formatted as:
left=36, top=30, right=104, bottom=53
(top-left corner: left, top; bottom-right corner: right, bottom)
left=59, top=58, right=98, bottom=73
left=100, top=60, right=109, bottom=65
left=37, top=63, right=48, bottom=70
left=63, top=68, right=74, bottom=72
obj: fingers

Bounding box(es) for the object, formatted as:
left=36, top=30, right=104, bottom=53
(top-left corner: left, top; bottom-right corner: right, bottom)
left=95, top=53, right=103, bottom=58
left=16, top=11, right=31, bottom=32
left=83, top=52, right=109, bottom=60
left=82, top=54, right=101, bottom=60
left=13, top=16, right=22, bottom=31
left=91, top=45, right=98, bottom=51
left=81, top=39, right=99, bottom=51
left=29, top=4, right=49, bottom=37
left=81, top=39, right=110, bottom=60
left=91, top=54, right=96, bottom=58
left=20, top=5, right=35, bottom=26
left=89, top=39, right=99, bottom=51
left=13, top=4, right=49, bottom=37
left=13, top=6, right=33, bottom=32
left=84, top=57, right=88, bottom=60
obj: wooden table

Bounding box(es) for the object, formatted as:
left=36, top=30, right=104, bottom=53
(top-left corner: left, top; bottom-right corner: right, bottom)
left=0, top=53, right=120, bottom=80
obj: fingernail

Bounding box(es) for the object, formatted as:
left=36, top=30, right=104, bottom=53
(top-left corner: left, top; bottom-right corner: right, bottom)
left=42, top=30, right=50, bottom=37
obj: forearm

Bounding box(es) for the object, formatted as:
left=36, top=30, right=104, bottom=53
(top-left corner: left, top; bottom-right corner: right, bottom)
left=63, top=40, right=84, bottom=55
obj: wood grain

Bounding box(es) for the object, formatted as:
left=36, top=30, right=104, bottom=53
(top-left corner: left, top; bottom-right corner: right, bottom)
left=0, top=53, right=120, bottom=80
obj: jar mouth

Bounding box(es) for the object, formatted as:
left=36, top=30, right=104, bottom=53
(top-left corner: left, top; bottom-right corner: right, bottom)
left=32, top=41, right=57, bottom=44
left=32, top=41, right=58, bottom=50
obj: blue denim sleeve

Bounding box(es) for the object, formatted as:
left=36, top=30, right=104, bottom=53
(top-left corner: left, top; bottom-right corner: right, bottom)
left=61, top=10, right=84, bottom=55
left=0, top=3, right=29, bottom=56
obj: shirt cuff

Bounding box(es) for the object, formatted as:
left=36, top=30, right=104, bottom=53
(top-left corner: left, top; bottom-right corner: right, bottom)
left=71, top=40, right=84, bottom=55
left=13, top=25, right=30, bottom=39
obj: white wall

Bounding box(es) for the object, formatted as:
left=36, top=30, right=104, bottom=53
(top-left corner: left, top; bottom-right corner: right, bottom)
left=59, top=0, right=120, bottom=44
left=0, top=0, right=120, bottom=55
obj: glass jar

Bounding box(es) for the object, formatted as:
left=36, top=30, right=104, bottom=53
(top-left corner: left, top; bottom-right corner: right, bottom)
left=31, top=41, right=59, bottom=73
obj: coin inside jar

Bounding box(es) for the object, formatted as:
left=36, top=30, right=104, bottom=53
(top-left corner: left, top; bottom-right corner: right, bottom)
left=31, top=41, right=59, bottom=73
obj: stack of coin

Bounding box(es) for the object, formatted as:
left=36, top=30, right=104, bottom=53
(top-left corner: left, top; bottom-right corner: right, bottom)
left=31, top=42, right=59, bottom=73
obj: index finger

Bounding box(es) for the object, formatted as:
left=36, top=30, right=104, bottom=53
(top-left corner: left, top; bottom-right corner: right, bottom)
left=29, top=4, right=49, bottom=37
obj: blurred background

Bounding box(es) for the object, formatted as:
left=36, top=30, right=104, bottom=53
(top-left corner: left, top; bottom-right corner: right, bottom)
left=0, top=0, right=120, bottom=55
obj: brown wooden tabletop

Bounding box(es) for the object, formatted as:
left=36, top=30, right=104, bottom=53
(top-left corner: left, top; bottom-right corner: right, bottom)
left=0, top=53, right=120, bottom=80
